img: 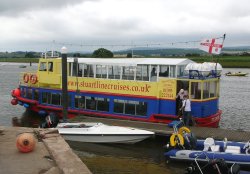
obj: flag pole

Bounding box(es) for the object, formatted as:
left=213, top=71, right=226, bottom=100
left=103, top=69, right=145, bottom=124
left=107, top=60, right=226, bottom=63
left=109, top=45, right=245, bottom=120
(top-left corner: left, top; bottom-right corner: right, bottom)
left=215, top=34, right=226, bottom=77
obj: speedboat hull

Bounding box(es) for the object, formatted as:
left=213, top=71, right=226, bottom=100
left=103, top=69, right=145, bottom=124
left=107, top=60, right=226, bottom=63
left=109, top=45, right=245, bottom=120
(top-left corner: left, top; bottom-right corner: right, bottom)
left=57, top=122, right=154, bottom=144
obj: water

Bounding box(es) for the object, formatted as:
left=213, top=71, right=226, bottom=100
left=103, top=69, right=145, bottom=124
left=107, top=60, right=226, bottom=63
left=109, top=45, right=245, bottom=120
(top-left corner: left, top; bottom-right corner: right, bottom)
left=1, top=63, right=250, bottom=173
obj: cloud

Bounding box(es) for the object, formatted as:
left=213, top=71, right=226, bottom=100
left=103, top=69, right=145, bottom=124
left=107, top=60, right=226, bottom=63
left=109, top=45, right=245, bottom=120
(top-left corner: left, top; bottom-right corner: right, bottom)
left=1, top=0, right=250, bottom=51
left=0, top=0, right=94, bottom=16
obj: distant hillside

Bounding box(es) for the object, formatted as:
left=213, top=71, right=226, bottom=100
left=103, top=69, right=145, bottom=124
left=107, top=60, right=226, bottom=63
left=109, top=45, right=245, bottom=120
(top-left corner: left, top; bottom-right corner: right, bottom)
left=1, top=45, right=250, bottom=58
left=114, top=46, right=250, bottom=57
left=115, top=48, right=204, bottom=57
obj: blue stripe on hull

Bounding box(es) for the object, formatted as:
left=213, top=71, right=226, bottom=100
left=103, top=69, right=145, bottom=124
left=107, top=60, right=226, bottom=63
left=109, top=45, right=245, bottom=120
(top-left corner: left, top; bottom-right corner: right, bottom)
left=19, top=86, right=219, bottom=119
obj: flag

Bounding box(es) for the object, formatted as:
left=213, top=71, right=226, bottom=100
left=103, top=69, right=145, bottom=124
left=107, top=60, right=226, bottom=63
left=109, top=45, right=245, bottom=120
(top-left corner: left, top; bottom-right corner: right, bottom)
left=199, top=35, right=225, bottom=55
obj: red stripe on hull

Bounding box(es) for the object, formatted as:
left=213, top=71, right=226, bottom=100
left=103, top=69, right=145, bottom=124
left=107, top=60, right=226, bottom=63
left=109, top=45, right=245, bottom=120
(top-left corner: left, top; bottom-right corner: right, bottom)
left=14, top=97, right=222, bottom=128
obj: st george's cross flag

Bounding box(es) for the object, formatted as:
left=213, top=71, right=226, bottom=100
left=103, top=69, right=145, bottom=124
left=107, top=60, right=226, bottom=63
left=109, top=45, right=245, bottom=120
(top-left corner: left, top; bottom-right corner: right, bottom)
left=199, top=34, right=226, bottom=55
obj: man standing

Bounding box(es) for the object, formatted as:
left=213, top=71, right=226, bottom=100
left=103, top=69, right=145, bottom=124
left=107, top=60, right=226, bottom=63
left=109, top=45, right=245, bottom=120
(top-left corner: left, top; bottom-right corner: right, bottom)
left=180, top=95, right=191, bottom=126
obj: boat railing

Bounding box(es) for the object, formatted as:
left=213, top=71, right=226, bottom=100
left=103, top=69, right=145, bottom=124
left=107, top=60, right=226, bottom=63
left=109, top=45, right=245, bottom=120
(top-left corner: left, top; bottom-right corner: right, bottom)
left=187, top=70, right=221, bottom=79
left=194, top=152, right=210, bottom=174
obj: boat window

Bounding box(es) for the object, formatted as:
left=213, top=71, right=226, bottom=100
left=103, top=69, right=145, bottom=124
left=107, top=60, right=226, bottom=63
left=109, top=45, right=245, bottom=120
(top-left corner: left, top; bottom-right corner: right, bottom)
left=177, top=65, right=185, bottom=77
left=48, top=62, right=53, bottom=72
left=96, top=65, right=107, bottom=79
left=96, top=97, right=109, bottom=112
left=136, top=65, right=149, bottom=81
left=122, top=66, right=135, bottom=80
left=136, top=102, right=147, bottom=116
left=39, top=62, right=47, bottom=71
left=51, top=93, right=61, bottom=105
left=72, top=61, right=78, bottom=77
left=125, top=100, right=136, bottom=115
left=27, top=88, right=33, bottom=99
left=34, top=89, right=39, bottom=101
left=114, top=99, right=147, bottom=116
left=108, top=65, right=121, bottom=79
left=159, top=65, right=169, bottom=78
left=86, top=96, right=96, bottom=110
left=203, top=81, right=217, bottom=99
left=169, top=65, right=176, bottom=78
left=114, top=99, right=124, bottom=113
left=75, top=95, right=85, bottom=109
left=69, top=63, right=72, bottom=76
left=84, top=65, right=94, bottom=78
left=78, top=63, right=84, bottom=77
left=42, top=92, right=51, bottom=104
left=190, top=82, right=201, bottom=99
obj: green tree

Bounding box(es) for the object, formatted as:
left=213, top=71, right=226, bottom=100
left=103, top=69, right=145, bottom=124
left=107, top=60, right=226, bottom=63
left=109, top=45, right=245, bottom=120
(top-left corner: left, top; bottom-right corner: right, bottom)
left=92, top=48, right=113, bottom=58
left=73, top=53, right=81, bottom=57
left=127, top=53, right=132, bottom=58
left=25, top=52, right=35, bottom=58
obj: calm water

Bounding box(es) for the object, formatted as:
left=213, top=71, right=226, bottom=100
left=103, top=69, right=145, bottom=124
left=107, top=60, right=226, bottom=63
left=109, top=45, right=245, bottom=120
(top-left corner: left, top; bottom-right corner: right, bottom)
left=1, top=63, right=250, bottom=174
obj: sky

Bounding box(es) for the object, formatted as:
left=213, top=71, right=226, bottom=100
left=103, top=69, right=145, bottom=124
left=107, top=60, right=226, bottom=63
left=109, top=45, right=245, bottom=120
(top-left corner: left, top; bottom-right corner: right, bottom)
left=1, top=0, right=250, bottom=52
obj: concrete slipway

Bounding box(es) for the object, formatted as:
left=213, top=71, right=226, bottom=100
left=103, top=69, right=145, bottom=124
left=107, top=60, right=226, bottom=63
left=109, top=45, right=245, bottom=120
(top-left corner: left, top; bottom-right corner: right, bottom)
left=0, top=126, right=91, bottom=174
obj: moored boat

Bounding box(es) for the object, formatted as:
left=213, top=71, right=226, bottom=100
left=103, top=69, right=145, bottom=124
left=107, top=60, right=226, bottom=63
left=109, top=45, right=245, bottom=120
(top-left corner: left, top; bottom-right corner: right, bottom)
left=225, top=72, right=248, bottom=76
left=164, top=137, right=250, bottom=167
left=55, top=122, right=154, bottom=144
left=11, top=51, right=223, bottom=127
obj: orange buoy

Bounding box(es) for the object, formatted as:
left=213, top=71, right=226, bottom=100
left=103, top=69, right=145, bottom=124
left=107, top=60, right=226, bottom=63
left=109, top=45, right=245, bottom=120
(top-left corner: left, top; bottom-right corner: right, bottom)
left=16, top=133, right=36, bottom=153
left=11, top=98, right=18, bottom=105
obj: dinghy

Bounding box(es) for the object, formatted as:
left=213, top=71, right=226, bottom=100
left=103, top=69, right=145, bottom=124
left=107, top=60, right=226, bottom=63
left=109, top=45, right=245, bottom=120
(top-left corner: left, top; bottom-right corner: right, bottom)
left=165, top=137, right=250, bottom=167
left=56, top=122, right=155, bottom=144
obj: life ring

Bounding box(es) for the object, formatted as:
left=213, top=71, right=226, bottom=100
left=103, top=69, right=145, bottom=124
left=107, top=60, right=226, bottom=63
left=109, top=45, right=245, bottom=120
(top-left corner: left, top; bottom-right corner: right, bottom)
left=178, top=126, right=191, bottom=136
left=30, top=74, right=38, bottom=84
left=170, top=133, right=184, bottom=147
left=23, top=74, right=29, bottom=83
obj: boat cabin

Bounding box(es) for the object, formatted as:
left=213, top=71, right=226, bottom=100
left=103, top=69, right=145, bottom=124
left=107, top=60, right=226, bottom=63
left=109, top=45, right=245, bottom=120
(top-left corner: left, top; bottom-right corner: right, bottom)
left=16, top=56, right=222, bottom=127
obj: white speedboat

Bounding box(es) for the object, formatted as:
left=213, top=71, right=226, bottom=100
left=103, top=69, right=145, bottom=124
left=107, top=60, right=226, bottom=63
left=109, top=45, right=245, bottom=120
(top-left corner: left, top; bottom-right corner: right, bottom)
left=56, top=122, right=154, bottom=144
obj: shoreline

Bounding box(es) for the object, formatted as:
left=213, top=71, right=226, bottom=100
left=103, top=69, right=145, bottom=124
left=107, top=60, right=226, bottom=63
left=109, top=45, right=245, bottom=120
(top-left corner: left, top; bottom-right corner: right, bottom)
left=1, top=56, right=250, bottom=68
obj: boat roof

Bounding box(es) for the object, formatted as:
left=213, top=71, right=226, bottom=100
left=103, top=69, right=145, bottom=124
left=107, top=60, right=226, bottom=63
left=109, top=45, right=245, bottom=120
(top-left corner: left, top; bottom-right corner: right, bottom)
left=67, top=57, right=194, bottom=66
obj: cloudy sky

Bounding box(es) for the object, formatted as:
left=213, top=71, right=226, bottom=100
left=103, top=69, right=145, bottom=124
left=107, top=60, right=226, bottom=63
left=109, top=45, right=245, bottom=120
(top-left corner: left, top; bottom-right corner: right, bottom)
left=1, top=0, right=250, bottom=52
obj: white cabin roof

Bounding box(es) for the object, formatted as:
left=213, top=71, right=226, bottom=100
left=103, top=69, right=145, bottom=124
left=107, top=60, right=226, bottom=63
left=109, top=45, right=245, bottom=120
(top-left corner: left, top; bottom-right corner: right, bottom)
left=67, top=57, right=194, bottom=66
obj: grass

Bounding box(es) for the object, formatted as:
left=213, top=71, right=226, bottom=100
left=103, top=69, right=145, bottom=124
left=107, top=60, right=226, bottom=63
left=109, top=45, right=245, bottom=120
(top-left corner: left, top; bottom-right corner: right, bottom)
left=0, top=58, right=39, bottom=63
left=189, top=56, right=250, bottom=68
left=1, top=56, right=250, bottom=68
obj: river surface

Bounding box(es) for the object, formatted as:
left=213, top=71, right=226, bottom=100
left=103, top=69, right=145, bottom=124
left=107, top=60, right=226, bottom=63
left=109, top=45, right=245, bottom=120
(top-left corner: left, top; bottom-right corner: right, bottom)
left=0, top=63, right=250, bottom=173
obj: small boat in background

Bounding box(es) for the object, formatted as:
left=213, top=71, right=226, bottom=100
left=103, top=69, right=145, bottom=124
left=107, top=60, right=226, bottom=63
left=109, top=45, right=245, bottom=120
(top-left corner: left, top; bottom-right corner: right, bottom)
left=225, top=72, right=248, bottom=76
left=56, top=122, right=155, bottom=144
left=19, top=65, right=27, bottom=68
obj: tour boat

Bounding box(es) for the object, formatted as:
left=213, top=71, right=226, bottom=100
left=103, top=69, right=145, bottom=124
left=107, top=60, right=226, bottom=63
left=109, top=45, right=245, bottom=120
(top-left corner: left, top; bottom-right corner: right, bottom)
left=164, top=137, right=250, bottom=167
left=11, top=52, right=223, bottom=127
left=55, top=122, right=154, bottom=144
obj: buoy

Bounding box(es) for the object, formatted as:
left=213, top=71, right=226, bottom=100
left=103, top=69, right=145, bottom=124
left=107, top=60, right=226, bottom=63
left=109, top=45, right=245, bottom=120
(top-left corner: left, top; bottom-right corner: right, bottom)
left=170, top=133, right=184, bottom=147
left=178, top=126, right=191, bottom=136
left=16, top=133, right=36, bottom=153
left=13, top=88, right=21, bottom=97
left=11, top=98, right=18, bottom=105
